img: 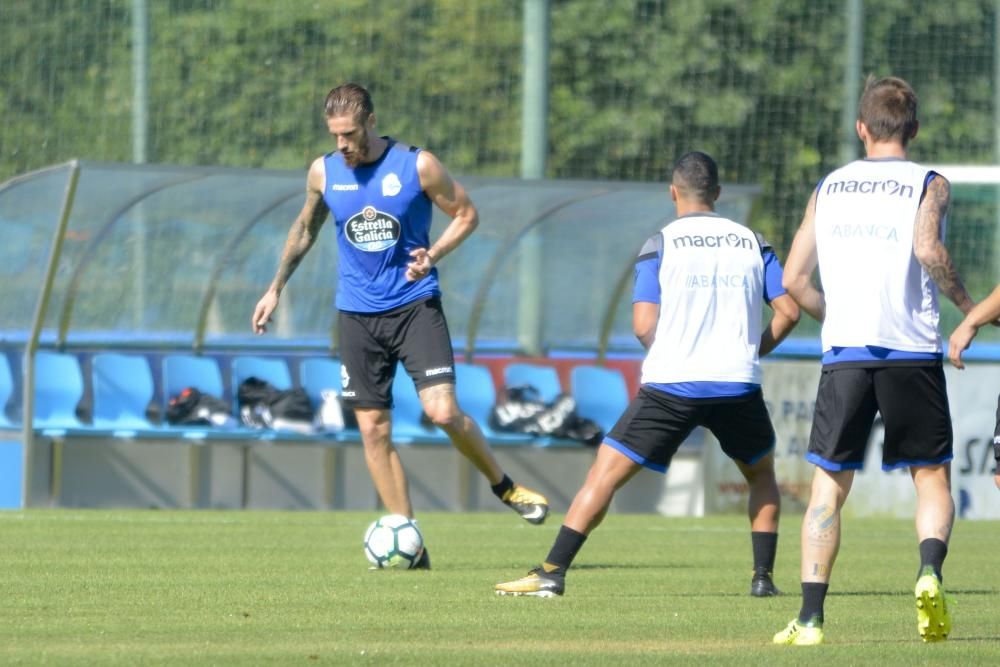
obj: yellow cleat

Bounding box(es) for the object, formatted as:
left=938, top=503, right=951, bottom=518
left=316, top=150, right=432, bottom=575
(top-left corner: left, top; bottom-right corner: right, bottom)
left=495, top=567, right=565, bottom=597
left=502, top=484, right=549, bottom=524
left=773, top=619, right=825, bottom=646
left=916, top=574, right=951, bottom=642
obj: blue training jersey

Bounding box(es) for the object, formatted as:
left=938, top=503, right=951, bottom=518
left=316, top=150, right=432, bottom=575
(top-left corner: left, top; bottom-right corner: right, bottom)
left=323, top=138, right=440, bottom=313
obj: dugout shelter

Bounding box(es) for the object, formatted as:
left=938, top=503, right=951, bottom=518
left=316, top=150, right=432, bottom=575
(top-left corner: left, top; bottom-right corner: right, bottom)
left=0, top=160, right=761, bottom=510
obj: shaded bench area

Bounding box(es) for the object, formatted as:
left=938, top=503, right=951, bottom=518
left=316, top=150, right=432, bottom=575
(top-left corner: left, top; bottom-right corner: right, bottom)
left=0, top=162, right=752, bottom=512
left=2, top=346, right=707, bottom=512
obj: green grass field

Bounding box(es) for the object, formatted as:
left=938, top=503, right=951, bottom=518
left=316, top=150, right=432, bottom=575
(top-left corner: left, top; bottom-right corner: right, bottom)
left=1, top=510, right=998, bottom=665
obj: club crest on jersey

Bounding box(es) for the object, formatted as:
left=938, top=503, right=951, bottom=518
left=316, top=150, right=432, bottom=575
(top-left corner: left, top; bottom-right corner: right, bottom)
left=381, top=172, right=402, bottom=197
left=345, top=206, right=401, bottom=252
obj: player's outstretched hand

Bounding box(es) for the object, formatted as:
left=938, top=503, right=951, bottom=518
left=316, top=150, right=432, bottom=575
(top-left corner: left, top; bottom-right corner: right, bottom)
left=406, top=247, right=434, bottom=282
left=252, top=290, right=279, bottom=334
left=947, top=321, right=977, bottom=369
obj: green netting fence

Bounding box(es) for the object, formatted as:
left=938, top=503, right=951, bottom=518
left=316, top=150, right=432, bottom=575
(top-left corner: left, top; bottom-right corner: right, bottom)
left=3, top=0, right=1000, bottom=341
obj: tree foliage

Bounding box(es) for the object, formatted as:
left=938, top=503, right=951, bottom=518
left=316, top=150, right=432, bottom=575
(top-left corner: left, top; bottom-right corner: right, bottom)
left=1, top=0, right=996, bottom=256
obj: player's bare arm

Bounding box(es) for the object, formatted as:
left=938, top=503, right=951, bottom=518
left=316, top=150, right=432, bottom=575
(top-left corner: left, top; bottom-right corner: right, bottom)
left=948, top=283, right=1000, bottom=368
left=251, top=158, right=330, bottom=333
left=760, top=293, right=800, bottom=356
left=632, top=301, right=659, bottom=350
left=913, top=175, right=974, bottom=316
left=781, top=190, right=825, bottom=322
left=405, top=150, right=479, bottom=281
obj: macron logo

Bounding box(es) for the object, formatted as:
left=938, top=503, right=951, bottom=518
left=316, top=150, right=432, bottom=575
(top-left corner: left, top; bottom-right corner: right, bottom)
left=825, top=178, right=914, bottom=198
left=425, top=366, right=453, bottom=377
left=331, top=183, right=359, bottom=191
left=672, top=233, right=753, bottom=250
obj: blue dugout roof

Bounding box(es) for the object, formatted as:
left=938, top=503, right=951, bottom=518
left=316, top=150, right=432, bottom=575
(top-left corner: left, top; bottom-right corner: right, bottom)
left=2, top=160, right=766, bottom=358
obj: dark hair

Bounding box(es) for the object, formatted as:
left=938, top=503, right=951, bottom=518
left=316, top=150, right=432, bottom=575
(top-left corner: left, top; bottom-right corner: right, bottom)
left=324, top=83, right=374, bottom=120
left=671, top=151, right=719, bottom=203
left=858, top=76, right=918, bottom=145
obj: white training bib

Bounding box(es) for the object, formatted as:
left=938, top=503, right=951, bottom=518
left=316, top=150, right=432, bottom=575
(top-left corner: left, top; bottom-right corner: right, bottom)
left=641, top=215, right=766, bottom=385
left=814, top=159, right=942, bottom=353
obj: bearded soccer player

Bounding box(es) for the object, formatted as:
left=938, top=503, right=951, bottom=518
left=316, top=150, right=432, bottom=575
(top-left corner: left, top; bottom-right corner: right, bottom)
left=252, top=83, right=549, bottom=568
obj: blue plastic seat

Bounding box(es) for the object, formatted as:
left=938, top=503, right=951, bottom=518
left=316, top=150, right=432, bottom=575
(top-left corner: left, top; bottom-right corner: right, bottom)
left=300, top=357, right=359, bottom=442
left=32, top=350, right=87, bottom=434
left=570, top=365, right=630, bottom=435
left=455, top=363, right=532, bottom=444
left=231, top=355, right=292, bottom=419
left=163, top=354, right=225, bottom=402
left=232, top=355, right=292, bottom=390
left=161, top=354, right=240, bottom=439
left=92, top=352, right=165, bottom=435
left=0, top=354, right=14, bottom=427
left=299, top=357, right=342, bottom=411
left=504, top=362, right=562, bottom=403
left=392, top=362, right=447, bottom=443
left=230, top=356, right=322, bottom=439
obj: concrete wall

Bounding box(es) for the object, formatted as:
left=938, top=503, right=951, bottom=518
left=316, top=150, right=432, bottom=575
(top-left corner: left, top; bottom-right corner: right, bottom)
left=11, top=435, right=699, bottom=516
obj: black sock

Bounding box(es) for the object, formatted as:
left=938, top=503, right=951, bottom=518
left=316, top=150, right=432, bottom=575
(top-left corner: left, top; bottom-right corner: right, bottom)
left=798, top=582, right=829, bottom=625
left=491, top=474, right=514, bottom=501
left=751, top=531, right=778, bottom=573
left=918, top=538, right=948, bottom=582
left=543, top=525, right=588, bottom=573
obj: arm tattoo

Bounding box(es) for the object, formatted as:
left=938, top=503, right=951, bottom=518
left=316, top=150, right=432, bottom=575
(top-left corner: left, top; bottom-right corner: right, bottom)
left=273, top=192, right=329, bottom=290
left=914, top=177, right=972, bottom=311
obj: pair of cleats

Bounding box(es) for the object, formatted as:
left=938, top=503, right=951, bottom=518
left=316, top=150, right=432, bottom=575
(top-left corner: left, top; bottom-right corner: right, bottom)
left=773, top=572, right=951, bottom=646
left=495, top=566, right=778, bottom=599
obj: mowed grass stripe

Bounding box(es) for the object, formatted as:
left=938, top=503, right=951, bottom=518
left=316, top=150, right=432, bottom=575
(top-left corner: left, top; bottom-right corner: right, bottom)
left=1, top=510, right=998, bottom=665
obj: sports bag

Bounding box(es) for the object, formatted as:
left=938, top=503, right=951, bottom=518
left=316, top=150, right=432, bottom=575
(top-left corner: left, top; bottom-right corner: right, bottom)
left=489, top=385, right=604, bottom=446
left=237, top=377, right=315, bottom=434
left=165, top=387, right=236, bottom=428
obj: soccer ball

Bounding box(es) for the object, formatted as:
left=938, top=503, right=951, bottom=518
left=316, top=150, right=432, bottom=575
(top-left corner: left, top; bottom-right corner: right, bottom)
left=363, top=514, right=424, bottom=569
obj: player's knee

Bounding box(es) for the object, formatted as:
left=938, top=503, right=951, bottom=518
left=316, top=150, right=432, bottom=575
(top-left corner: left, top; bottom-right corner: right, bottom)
left=424, top=405, right=462, bottom=429
left=747, top=472, right=779, bottom=497
left=357, top=417, right=391, bottom=446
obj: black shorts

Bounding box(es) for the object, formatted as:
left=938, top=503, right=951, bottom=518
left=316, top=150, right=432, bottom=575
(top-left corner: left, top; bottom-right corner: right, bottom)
left=338, top=297, right=455, bottom=409
left=807, top=364, right=953, bottom=471
left=605, top=386, right=776, bottom=473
